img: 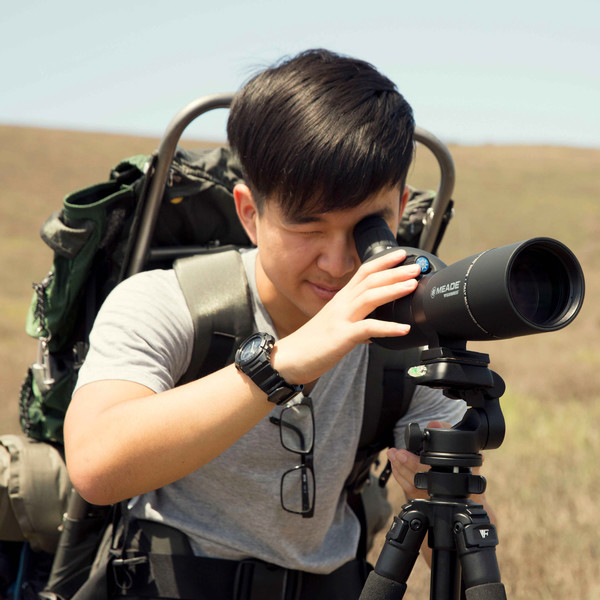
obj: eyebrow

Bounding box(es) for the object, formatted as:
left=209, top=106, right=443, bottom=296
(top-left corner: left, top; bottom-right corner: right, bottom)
left=286, top=205, right=397, bottom=226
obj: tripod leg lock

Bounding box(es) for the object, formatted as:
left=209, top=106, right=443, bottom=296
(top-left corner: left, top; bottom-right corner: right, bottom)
left=453, top=511, right=505, bottom=595
left=374, top=508, right=429, bottom=584
left=454, top=520, right=498, bottom=549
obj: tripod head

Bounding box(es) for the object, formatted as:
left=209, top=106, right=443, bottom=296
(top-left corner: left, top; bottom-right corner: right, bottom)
left=405, top=345, right=506, bottom=500
left=358, top=346, right=508, bottom=600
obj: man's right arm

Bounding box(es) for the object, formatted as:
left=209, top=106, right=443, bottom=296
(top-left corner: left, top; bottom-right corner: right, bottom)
left=65, top=248, right=421, bottom=505
left=64, top=268, right=277, bottom=506
left=64, top=365, right=274, bottom=505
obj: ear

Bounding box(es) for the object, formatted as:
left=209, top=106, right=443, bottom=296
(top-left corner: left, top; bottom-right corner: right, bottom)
left=398, top=185, right=410, bottom=225
left=233, top=183, right=259, bottom=245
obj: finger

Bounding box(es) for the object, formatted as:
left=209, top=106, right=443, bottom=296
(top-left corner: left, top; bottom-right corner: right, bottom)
left=387, top=449, right=428, bottom=499
left=360, top=262, right=423, bottom=289
left=353, top=248, right=410, bottom=281
left=387, top=448, right=424, bottom=482
left=343, top=272, right=419, bottom=320
left=352, top=318, right=411, bottom=343
left=388, top=448, right=423, bottom=472
left=349, top=266, right=421, bottom=306
left=388, top=462, right=416, bottom=496
left=355, top=278, right=419, bottom=316
left=426, top=420, right=453, bottom=429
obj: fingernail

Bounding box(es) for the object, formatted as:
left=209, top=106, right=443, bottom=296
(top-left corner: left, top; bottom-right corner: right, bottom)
left=390, top=450, right=407, bottom=463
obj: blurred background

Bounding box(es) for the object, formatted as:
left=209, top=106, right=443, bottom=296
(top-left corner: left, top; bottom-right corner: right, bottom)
left=2, top=0, right=599, bottom=147
left=1, top=1, right=599, bottom=598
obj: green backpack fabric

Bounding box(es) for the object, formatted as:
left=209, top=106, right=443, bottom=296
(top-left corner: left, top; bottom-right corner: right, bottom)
left=19, top=147, right=249, bottom=444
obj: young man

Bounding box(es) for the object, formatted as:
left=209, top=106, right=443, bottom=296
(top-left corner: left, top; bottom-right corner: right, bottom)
left=64, top=49, right=476, bottom=599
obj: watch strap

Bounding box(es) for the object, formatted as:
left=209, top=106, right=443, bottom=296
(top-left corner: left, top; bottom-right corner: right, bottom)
left=235, top=333, right=303, bottom=404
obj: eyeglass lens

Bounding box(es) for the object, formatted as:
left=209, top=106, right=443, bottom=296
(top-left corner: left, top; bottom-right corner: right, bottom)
left=281, top=465, right=315, bottom=514
left=280, top=403, right=313, bottom=453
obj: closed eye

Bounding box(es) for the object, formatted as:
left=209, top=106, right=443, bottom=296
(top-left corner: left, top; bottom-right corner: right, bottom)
left=298, top=229, right=323, bottom=236
left=285, top=225, right=324, bottom=236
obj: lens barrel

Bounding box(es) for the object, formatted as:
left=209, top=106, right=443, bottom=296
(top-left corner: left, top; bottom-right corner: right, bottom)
left=354, top=217, right=585, bottom=350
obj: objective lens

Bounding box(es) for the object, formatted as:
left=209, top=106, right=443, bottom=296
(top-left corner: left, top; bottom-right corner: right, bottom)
left=509, top=247, right=570, bottom=326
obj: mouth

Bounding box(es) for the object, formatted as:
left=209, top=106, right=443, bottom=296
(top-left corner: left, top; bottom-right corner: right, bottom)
left=308, top=282, right=343, bottom=301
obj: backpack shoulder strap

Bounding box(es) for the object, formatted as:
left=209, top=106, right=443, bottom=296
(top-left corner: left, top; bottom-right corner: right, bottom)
left=174, top=249, right=254, bottom=385
left=346, top=343, right=422, bottom=558
left=346, top=344, right=421, bottom=493
left=360, top=343, right=421, bottom=451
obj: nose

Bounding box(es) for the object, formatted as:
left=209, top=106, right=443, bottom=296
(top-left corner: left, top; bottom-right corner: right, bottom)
left=316, top=234, right=359, bottom=280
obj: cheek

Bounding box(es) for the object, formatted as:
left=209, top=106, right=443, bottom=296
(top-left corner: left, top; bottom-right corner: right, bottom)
left=289, top=239, right=321, bottom=265
left=260, top=228, right=318, bottom=264
left=260, top=234, right=320, bottom=282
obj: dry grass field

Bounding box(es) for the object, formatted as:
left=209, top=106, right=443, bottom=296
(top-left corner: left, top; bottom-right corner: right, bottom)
left=1, top=124, right=598, bottom=598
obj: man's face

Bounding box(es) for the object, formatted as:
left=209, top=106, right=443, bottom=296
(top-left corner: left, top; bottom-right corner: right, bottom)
left=241, top=185, right=406, bottom=337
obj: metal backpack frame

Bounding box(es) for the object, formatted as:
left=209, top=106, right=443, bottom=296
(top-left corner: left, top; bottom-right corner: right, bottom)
left=41, top=93, right=457, bottom=599
left=125, top=92, right=455, bottom=276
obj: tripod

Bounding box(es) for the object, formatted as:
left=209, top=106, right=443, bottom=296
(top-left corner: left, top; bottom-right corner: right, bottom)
left=360, top=346, right=508, bottom=600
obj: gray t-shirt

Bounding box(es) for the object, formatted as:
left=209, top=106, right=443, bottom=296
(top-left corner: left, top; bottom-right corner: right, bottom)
left=75, top=249, right=466, bottom=573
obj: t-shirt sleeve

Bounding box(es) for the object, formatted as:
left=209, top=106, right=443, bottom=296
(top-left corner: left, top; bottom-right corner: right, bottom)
left=74, top=269, right=194, bottom=394
left=393, top=386, right=467, bottom=449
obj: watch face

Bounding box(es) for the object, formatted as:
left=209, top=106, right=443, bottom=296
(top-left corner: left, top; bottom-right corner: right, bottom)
left=239, top=335, right=263, bottom=364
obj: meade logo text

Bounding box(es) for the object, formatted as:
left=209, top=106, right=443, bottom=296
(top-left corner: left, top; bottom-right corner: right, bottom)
left=430, top=280, right=461, bottom=299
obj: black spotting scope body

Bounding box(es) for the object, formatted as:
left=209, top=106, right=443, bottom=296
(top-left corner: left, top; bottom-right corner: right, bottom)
left=354, top=216, right=585, bottom=350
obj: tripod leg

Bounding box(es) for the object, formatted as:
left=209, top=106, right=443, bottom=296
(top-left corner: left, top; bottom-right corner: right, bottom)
left=453, top=506, right=507, bottom=600
left=359, top=505, right=428, bottom=600
left=430, top=548, right=461, bottom=600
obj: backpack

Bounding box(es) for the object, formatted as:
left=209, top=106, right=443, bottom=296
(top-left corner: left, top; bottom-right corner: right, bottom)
left=19, top=147, right=248, bottom=445
left=7, top=144, right=452, bottom=599
left=18, top=144, right=446, bottom=445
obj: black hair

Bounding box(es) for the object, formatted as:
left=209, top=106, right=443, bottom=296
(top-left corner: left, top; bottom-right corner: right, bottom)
left=227, top=48, right=415, bottom=219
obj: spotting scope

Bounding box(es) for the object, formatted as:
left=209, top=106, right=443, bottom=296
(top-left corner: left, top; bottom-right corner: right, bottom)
left=354, top=216, right=585, bottom=350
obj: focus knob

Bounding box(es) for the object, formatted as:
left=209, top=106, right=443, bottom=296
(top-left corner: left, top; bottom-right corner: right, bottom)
left=406, top=422, right=424, bottom=453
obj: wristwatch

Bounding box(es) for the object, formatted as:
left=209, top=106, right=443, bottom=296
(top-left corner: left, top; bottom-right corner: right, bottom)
left=235, top=332, right=303, bottom=405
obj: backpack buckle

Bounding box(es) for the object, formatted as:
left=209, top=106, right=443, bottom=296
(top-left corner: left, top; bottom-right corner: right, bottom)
left=32, top=338, right=55, bottom=393
left=111, top=554, right=148, bottom=593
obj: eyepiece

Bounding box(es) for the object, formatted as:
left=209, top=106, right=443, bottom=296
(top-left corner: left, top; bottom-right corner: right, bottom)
left=353, top=215, right=399, bottom=261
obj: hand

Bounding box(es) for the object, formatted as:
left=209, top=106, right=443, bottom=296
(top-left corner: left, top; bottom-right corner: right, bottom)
left=387, top=421, right=451, bottom=501
left=274, top=249, right=421, bottom=385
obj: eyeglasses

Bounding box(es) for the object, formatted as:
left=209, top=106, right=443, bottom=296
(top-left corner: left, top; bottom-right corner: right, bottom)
left=270, top=396, right=315, bottom=518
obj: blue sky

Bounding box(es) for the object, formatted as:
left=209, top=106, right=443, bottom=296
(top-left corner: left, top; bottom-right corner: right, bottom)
left=2, top=0, right=599, bottom=147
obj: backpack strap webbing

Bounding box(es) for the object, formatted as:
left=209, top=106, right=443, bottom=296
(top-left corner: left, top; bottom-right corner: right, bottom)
left=348, top=343, right=421, bottom=559
left=174, top=249, right=254, bottom=385
left=361, top=343, right=420, bottom=450
left=345, top=343, right=421, bottom=496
